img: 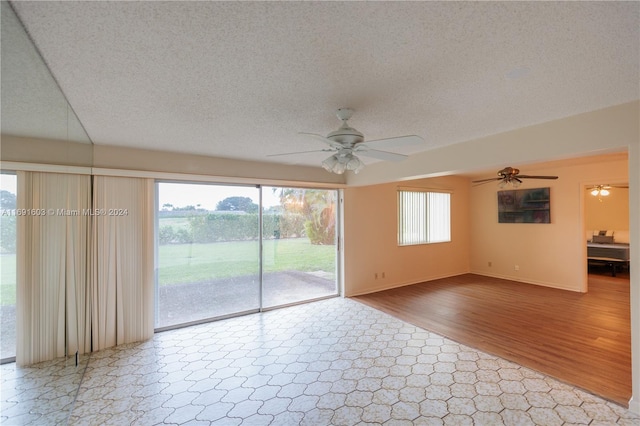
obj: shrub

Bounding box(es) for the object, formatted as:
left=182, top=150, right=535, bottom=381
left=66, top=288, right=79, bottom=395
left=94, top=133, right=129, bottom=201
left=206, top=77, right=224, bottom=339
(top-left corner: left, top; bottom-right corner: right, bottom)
left=175, top=228, right=194, bottom=244
left=187, top=212, right=306, bottom=243
left=304, top=219, right=335, bottom=245
left=159, top=226, right=176, bottom=245
left=0, top=216, right=16, bottom=253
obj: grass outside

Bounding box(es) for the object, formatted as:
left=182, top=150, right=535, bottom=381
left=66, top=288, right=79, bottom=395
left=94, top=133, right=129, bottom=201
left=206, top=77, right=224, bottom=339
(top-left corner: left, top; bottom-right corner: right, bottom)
left=1, top=254, right=16, bottom=306
left=159, top=238, right=335, bottom=286
left=0, top=238, right=335, bottom=304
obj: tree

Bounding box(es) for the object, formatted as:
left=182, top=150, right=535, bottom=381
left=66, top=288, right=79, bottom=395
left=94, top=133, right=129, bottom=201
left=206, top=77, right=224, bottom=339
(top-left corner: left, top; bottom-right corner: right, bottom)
left=0, top=190, right=16, bottom=253
left=274, top=188, right=336, bottom=245
left=0, top=190, right=16, bottom=209
left=216, top=196, right=259, bottom=213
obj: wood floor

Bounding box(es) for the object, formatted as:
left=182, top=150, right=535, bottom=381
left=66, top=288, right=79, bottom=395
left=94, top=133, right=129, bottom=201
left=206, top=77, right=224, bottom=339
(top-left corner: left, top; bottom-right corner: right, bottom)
left=354, top=272, right=632, bottom=406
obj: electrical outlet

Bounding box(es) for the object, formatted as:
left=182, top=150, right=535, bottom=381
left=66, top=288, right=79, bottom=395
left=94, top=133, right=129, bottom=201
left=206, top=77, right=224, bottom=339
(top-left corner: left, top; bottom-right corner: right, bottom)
left=488, top=261, right=492, bottom=267
left=514, top=265, right=520, bottom=271
left=374, top=273, right=378, bottom=279
left=382, top=272, right=386, bottom=279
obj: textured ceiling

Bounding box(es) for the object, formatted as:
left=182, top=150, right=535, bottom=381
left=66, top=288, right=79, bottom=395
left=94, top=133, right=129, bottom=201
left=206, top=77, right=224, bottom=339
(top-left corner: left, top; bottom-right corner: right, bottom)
left=7, top=1, right=640, bottom=168
left=1, top=1, right=90, bottom=144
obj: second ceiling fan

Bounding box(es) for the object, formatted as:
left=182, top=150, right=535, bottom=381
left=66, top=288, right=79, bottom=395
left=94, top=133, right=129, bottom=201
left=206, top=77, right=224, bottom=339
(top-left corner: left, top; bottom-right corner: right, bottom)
left=473, top=167, right=558, bottom=188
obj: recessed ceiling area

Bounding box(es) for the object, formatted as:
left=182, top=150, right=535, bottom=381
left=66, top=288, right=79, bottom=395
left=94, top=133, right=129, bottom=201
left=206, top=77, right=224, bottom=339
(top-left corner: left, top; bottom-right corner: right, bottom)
left=5, top=1, right=640, bottom=169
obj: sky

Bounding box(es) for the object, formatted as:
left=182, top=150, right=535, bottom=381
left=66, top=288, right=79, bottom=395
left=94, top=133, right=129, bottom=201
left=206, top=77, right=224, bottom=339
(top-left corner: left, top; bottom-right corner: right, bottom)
left=158, top=182, right=281, bottom=211
left=0, top=176, right=283, bottom=211
left=0, top=174, right=17, bottom=194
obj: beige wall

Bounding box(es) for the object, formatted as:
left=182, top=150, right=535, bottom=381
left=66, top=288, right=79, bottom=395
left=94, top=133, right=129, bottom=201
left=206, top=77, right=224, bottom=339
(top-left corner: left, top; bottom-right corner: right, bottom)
left=343, top=175, right=470, bottom=296
left=0, top=135, right=93, bottom=166
left=92, top=145, right=345, bottom=185
left=585, top=187, right=629, bottom=234
left=469, top=154, right=629, bottom=292
left=343, top=153, right=629, bottom=296
left=0, top=135, right=345, bottom=186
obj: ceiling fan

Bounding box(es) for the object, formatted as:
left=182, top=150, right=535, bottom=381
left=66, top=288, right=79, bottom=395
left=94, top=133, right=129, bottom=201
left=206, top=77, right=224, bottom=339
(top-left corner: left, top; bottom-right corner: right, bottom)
left=268, top=108, right=424, bottom=174
left=588, top=184, right=628, bottom=198
left=472, top=167, right=558, bottom=188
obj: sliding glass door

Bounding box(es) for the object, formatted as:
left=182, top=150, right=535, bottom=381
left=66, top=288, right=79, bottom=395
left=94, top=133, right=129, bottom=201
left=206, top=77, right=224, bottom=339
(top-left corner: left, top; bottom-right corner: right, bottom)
left=156, top=183, right=261, bottom=329
left=0, top=173, right=17, bottom=361
left=155, top=183, right=339, bottom=329
left=262, top=187, right=338, bottom=308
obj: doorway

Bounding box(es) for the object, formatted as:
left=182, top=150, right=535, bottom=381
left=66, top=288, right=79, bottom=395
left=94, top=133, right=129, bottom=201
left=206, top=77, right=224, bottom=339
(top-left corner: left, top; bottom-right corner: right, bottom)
left=584, top=183, right=630, bottom=280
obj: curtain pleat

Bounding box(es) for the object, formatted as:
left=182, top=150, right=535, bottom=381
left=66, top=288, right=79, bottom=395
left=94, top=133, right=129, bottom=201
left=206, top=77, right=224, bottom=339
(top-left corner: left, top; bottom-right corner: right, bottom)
left=91, top=176, right=154, bottom=351
left=16, top=172, right=91, bottom=366
left=16, top=172, right=154, bottom=365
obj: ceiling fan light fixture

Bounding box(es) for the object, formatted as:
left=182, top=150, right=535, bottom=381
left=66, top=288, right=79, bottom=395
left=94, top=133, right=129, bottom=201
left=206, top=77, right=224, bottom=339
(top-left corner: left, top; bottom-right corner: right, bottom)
left=321, top=154, right=339, bottom=172
left=590, top=185, right=613, bottom=197
left=322, top=152, right=364, bottom=174
left=498, top=176, right=522, bottom=189
left=346, top=155, right=364, bottom=174
left=333, top=158, right=347, bottom=174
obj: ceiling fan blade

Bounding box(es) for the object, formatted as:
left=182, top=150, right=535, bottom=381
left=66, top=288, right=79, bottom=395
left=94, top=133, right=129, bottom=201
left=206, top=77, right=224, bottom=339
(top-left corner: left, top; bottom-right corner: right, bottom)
left=267, top=149, right=332, bottom=158
left=299, top=132, right=343, bottom=149
left=365, top=135, right=425, bottom=148
left=356, top=148, right=407, bottom=162
left=472, top=177, right=502, bottom=183
left=517, top=175, right=558, bottom=179
left=472, top=179, right=503, bottom=186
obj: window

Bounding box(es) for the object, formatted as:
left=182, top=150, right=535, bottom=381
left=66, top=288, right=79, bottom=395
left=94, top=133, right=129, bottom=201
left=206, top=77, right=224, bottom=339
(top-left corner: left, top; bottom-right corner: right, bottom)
left=155, top=182, right=339, bottom=330
left=398, top=190, right=451, bottom=245
left=1, top=172, right=17, bottom=362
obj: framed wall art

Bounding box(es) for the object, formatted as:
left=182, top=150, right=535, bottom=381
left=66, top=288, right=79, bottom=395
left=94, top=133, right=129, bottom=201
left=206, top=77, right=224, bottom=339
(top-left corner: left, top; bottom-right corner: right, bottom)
left=497, top=187, right=550, bottom=223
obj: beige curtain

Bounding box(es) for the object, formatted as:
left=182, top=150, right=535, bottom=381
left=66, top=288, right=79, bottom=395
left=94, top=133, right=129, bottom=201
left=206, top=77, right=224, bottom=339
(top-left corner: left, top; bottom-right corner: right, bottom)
left=90, top=176, right=154, bottom=350
left=16, top=171, right=91, bottom=366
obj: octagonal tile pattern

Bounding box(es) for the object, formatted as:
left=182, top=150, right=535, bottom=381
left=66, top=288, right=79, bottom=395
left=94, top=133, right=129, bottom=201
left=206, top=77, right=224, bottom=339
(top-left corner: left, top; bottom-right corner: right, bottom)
left=2, top=298, right=639, bottom=425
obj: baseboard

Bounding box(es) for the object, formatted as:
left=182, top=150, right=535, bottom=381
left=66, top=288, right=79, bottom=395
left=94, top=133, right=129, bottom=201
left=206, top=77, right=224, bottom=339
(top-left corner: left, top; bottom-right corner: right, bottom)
left=470, top=271, right=584, bottom=293
left=629, top=395, right=640, bottom=415
left=346, top=272, right=469, bottom=297
left=347, top=270, right=584, bottom=297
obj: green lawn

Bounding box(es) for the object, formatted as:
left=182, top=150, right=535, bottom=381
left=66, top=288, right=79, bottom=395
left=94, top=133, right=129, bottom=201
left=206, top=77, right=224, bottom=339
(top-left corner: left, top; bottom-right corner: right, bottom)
left=1, top=254, right=16, bottom=306
left=0, top=238, right=335, bottom=304
left=159, top=238, right=335, bottom=286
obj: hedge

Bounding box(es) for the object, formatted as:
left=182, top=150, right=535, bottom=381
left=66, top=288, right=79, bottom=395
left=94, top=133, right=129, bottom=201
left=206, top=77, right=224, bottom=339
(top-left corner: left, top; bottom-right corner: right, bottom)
left=159, top=212, right=307, bottom=244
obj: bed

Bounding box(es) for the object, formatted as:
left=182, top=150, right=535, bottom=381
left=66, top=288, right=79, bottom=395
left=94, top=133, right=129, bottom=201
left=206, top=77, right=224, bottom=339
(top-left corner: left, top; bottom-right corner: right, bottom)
left=587, top=230, right=630, bottom=277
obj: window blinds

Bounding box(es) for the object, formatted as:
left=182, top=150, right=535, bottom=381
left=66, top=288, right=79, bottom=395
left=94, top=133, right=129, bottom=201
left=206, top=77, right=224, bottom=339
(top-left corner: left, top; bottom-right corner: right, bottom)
left=398, top=190, right=451, bottom=245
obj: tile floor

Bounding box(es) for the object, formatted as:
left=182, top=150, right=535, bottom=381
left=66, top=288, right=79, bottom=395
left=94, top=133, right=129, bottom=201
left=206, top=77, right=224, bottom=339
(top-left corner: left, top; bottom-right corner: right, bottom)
left=1, top=297, right=639, bottom=425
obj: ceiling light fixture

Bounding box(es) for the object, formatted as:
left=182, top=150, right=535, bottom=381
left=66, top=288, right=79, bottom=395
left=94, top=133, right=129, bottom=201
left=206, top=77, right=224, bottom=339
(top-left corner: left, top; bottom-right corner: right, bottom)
left=321, top=152, right=364, bottom=175
left=497, top=176, right=522, bottom=189
left=590, top=185, right=610, bottom=197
